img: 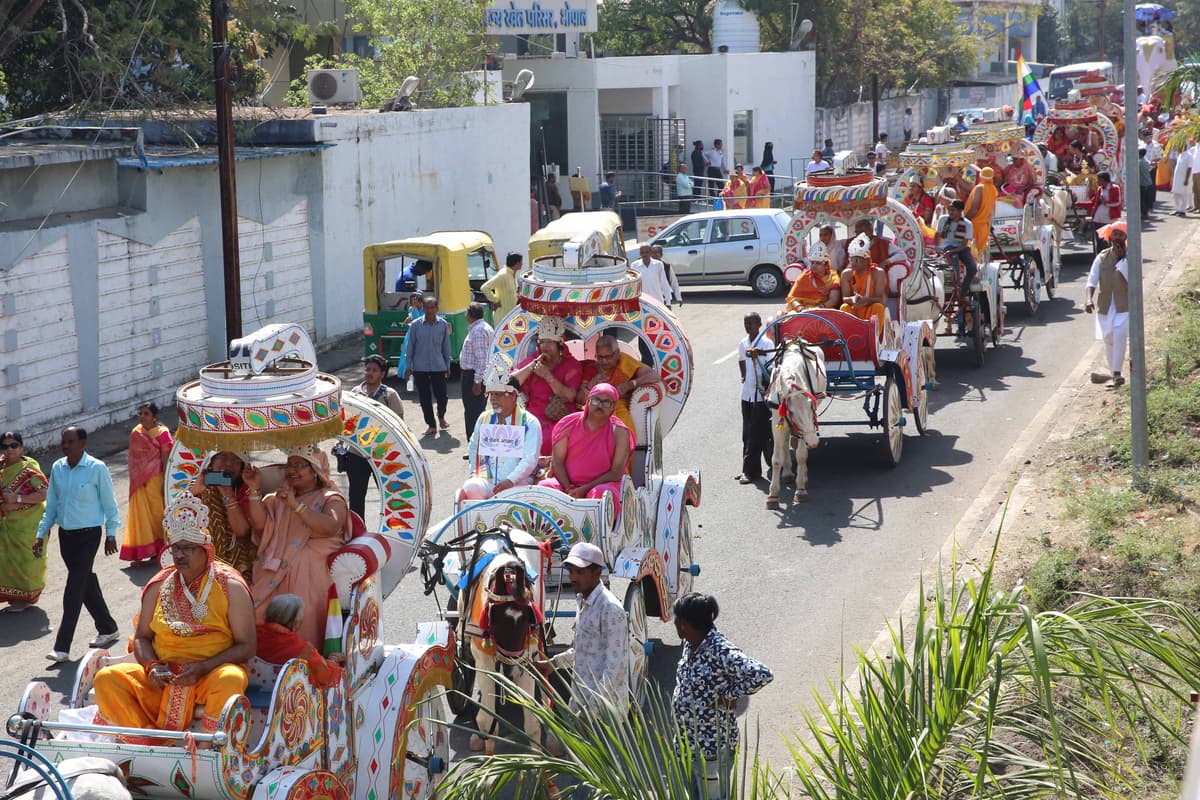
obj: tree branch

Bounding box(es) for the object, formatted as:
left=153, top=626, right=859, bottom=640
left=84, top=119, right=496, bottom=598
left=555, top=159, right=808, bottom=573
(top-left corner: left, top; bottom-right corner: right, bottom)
left=0, top=0, right=48, bottom=59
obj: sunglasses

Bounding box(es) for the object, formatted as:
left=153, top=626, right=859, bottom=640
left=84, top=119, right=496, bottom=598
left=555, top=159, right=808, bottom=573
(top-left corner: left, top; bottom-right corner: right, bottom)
left=0, top=442, right=19, bottom=450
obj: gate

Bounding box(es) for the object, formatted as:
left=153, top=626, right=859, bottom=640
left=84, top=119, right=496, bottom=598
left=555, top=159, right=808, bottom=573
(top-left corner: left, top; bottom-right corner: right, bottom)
left=599, top=116, right=688, bottom=204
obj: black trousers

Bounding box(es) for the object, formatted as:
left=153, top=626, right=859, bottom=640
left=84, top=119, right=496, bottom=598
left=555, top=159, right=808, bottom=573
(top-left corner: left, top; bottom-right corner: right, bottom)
left=706, top=167, right=724, bottom=197
left=461, top=369, right=488, bottom=439
left=413, top=371, right=448, bottom=427
left=741, top=400, right=772, bottom=479
left=344, top=453, right=374, bottom=521
left=54, top=526, right=117, bottom=652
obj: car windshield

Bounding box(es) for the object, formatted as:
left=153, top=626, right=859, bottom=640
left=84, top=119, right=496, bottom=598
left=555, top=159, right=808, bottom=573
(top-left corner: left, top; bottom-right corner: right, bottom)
left=660, top=219, right=707, bottom=247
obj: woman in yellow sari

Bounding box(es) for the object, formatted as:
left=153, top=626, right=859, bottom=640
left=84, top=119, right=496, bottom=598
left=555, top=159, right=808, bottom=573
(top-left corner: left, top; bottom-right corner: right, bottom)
left=120, top=403, right=174, bottom=563
left=721, top=165, right=750, bottom=209
left=748, top=166, right=772, bottom=208
left=0, top=431, right=48, bottom=612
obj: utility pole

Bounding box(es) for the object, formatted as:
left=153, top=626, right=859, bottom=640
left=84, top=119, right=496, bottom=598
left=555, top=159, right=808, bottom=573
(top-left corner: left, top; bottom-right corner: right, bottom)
left=871, top=74, right=880, bottom=145
left=212, top=0, right=242, bottom=342
left=1122, top=0, right=1149, bottom=489
left=1098, top=0, right=1107, bottom=59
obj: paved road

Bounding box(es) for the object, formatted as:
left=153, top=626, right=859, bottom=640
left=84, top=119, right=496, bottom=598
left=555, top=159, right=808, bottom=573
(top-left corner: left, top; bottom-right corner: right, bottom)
left=2, top=210, right=1183, bottom=775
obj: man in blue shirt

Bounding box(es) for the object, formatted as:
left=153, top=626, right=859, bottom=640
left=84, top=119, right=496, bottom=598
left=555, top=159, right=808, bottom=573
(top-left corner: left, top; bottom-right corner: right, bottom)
left=598, top=172, right=620, bottom=210
left=34, top=427, right=121, bottom=664
left=403, top=295, right=453, bottom=436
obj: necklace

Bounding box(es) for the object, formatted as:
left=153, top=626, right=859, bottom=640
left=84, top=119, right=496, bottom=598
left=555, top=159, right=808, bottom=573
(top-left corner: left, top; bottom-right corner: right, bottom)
left=179, top=568, right=215, bottom=621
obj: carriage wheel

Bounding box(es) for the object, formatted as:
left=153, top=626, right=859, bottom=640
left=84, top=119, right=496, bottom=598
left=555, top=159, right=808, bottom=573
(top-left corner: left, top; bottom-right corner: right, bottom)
left=881, top=375, right=903, bottom=467
left=913, top=357, right=929, bottom=435
left=971, top=298, right=986, bottom=368
left=624, top=582, right=650, bottom=708
left=399, top=685, right=452, bottom=797
left=1022, top=256, right=1041, bottom=316
left=677, top=506, right=696, bottom=598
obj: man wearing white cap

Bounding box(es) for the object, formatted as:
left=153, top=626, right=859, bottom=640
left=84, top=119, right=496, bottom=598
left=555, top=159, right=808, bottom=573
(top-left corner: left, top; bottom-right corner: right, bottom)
left=461, top=364, right=543, bottom=499
left=536, top=541, right=629, bottom=713
left=839, top=234, right=888, bottom=335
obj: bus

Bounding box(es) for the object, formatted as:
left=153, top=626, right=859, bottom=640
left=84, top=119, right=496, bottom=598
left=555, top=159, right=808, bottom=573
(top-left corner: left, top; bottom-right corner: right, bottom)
left=1048, top=61, right=1117, bottom=100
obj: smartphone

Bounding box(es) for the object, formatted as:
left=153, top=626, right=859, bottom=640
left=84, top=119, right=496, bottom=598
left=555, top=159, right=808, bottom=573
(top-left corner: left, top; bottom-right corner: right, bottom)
left=205, top=470, right=233, bottom=487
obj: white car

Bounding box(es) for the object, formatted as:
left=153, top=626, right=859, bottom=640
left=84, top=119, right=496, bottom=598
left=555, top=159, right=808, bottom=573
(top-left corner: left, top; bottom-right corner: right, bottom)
left=652, top=208, right=793, bottom=297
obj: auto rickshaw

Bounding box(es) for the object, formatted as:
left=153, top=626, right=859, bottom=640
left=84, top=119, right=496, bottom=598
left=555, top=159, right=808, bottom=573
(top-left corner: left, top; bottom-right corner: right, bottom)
left=362, top=231, right=499, bottom=367
left=527, top=210, right=627, bottom=261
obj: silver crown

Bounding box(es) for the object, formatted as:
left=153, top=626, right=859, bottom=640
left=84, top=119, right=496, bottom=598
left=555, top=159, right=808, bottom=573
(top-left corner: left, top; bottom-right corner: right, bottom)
left=164, top=493, right=211, bottom=545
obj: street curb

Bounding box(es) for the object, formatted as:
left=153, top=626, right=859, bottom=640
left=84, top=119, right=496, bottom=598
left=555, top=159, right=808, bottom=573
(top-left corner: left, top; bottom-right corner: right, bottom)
left=853, top=221, right=1200, bottom=683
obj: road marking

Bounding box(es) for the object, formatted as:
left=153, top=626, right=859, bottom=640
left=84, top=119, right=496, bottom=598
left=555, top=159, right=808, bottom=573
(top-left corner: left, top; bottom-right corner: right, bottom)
left=713, top=349, right=738, bottom=365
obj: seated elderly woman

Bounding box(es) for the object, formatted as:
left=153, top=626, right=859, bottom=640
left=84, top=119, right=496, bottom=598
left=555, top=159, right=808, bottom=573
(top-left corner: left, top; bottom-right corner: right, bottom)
left=785, top=241, right=841, bottom=311
left=255, top=594, right=343, bottom=690
left=577, top=335, right=662, bottom=434
left=94, top=495, right=255, bottom=736
left=461, top=365, right=544, bottom=499
left=246, top=445, right=353, bottom=649
left=539, top=383, right=634, bottom=516
left=512, top=316, right=582, bottom=456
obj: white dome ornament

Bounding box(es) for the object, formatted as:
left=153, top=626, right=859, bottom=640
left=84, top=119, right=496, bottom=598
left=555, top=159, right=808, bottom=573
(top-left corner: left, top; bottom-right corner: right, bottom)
left=847, top=233, right=872, bottom=259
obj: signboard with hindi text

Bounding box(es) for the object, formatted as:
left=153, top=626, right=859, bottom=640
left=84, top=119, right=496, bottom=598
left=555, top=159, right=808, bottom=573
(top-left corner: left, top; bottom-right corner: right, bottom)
left=486, top=0, right=598, bottom=34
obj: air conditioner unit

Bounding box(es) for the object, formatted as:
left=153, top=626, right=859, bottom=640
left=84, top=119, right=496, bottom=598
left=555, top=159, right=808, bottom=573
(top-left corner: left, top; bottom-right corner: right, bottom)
left=307, top=69, right=362, bottom=105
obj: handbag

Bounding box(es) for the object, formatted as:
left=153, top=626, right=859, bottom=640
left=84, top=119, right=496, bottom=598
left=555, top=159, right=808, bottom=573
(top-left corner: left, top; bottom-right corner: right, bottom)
left=544, top=394, right=571, bottom=422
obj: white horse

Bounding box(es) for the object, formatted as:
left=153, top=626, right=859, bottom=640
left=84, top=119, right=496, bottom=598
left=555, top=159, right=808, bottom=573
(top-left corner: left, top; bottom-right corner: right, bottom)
left=766, top=340, right=827, bottom=507
left=9, top=756, right=131, bottom=799
left=1041, top=186, right=1069, bottom=273
left=458, top=551, right=546, bottom=754
left=902, top=264, right=944, bottom=388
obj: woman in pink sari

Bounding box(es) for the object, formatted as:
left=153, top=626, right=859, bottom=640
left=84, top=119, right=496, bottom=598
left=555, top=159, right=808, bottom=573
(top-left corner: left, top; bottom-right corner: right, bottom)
left=513, top=316, right=583, bottom=455
left=245, top=445, right=351, bottom=649
left=539, top=384, right=634, bottom=516
left=120, top=403, right=174, bottom=562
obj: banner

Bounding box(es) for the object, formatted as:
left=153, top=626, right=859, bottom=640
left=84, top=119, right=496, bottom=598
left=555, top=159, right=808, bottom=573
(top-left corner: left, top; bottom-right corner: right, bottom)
left=485, top=0, right=598, bottom=34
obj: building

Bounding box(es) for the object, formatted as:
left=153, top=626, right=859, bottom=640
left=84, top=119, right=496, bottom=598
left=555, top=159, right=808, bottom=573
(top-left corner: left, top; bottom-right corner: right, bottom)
left=500, top=51, right=817, bottom=210
left=947, top=0, right=1041, bottom=112
left=0, top=106, right=529, bottom=446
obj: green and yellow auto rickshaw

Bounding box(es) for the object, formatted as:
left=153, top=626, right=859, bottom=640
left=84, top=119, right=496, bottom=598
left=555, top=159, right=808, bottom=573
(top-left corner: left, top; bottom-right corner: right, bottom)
left=362, top=231, right=498, bottom=367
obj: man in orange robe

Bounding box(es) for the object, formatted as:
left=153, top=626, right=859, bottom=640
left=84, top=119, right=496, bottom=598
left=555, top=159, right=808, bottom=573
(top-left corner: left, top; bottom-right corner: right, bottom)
left=839, top=234, right=888, bottom=337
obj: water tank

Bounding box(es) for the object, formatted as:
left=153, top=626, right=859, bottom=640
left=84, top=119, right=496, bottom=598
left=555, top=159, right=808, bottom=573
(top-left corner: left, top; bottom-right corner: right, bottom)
left=712, top=0, right=760, bottom=54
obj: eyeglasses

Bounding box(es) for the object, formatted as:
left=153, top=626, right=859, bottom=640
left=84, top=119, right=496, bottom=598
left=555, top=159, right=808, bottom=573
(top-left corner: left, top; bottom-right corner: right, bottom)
left=0, top=442, right=19, bottom=450
left=169, top=544, right=202, bottom=556
left=589, top=397, right=616, bottom=407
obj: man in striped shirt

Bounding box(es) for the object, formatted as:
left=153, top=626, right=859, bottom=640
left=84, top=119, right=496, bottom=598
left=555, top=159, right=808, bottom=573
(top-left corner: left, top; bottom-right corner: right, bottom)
left=459, top=302, right=494, bottom=440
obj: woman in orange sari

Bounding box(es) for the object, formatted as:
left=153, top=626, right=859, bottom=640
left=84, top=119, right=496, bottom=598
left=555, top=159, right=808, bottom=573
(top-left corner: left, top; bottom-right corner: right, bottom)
left=786, top=242, right=841, bottom=310
left=721, top=165, right=750, bottom=209
left=748, top=166, right=771, bottom=208
left=120, top=403, right=174, bottom=562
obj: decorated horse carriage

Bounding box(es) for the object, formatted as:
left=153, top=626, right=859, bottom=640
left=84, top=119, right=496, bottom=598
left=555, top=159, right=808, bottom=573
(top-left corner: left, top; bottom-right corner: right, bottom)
left=11, top=324, right=453, bottom=800
left=754, top=171, right=935, bottom=506
left=959, top=119, right=1062, bottom=314
left=418, top=231, right=702, bottom=745
left=1034, top=92, right=1123, bottom=250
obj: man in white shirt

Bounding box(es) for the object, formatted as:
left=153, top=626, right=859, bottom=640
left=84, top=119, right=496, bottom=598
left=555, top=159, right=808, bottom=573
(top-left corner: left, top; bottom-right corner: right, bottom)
left=704, top=139, right=728, bottom=197
left=903, top=108, right=914, bottom=142
left=805, top=148, right=831, bottom=176
left=874, top=133, right=890, bottom=163
left=539, top=542, right=629, bottom=714
left=819, top=225, right=847, bottom=275
left=651, top=244, right=683, bottom=306
left=1084, top=223, right=1129, bottom=386
left=737, top=312, right=773, bottom=484
left=633, top=243, right=672, bottom=306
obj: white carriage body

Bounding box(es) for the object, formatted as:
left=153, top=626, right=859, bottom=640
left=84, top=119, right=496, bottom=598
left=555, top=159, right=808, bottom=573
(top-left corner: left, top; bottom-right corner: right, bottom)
left=12, top=325, right=450, bottom=800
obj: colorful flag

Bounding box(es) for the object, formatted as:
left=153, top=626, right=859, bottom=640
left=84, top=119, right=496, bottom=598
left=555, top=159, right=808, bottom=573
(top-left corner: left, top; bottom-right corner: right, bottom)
left=1015, top=48, right=1045, bottom=120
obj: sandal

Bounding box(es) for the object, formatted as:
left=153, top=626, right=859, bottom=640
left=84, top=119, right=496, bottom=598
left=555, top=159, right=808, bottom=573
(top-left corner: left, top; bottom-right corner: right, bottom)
left=422, top=426, right=437, bottom=437
left=1110, top=376, right=1126, bottom=387
left=438, top=418, right=450, bottom=430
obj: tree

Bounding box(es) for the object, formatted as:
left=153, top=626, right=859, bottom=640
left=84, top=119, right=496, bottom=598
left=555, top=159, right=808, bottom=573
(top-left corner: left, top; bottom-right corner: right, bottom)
left=285, top=0, right=486, bottom=109
left=1036, top=3, right=1063, bottom=67
left=592, top=0, right=983, bottom=107
left=0, top=0, right=316, bottom=120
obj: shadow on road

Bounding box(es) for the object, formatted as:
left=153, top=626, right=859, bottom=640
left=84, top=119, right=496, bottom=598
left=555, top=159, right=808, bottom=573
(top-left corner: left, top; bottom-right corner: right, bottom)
left=766, top=430, right=969, bottom=545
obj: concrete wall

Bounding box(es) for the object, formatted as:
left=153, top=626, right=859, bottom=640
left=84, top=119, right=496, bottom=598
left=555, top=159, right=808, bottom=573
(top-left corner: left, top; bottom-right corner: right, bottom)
left=312, top=103, right=530, bottom=336
left=814, top=90, right=940, bottom=161
left=0, top=104, right=530, bottom=446
left=0, top=161, right=120, bottom=224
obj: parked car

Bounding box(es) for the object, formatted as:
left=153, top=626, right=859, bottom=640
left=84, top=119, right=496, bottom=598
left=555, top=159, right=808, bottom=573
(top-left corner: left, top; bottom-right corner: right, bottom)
left=652, top=208, right=793, bottom=297
left=942, top=108, right=989, bottom=128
